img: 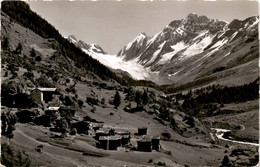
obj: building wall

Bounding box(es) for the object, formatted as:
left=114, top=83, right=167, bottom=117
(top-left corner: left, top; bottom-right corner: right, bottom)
left=31, top=89, right=42, bottom=104
left=138, top=141, right=152, bottom=152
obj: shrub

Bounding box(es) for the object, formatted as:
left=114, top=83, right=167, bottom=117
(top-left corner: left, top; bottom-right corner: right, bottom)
left=91, top=106, right=96, bottom=113
left=70, top=128, right=77, bottom=135
left=86, top=97, right=98, bottom=105
left=78, top=99, right=84, bottom=108
left=1, top=144, right=31, bottom=167
left=15, top=43, right=22, bottom=54
left=30, top=48, right=36, bottom=57
left=113, top=91, right=121, bottom=109
left=220, top=155, right=231, bottom=167
left=2, top=37, right=9, bottom=50
left=101, top=98, right=105, bottom=105
left=35, top=56, right=42, bottom=61
left=23, top=71, right=34, bottom=80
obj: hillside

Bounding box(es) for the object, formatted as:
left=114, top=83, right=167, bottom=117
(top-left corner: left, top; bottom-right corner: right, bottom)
left=1, top=1, right=259, bottom=167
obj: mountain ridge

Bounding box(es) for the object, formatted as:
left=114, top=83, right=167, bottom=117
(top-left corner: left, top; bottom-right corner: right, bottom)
left=115, top=13, right=258, bottom=86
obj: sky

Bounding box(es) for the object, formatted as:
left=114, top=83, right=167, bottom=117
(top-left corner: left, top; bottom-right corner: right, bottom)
left=27, top=0, right=259, bottom=54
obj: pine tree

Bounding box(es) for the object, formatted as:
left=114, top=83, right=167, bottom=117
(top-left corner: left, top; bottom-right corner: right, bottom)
left=15, top=43, right=22, bottom=54
left=134, top=90, right=142, bottom=108
left=113, top=91, right=121, bottom=109
left=2, top=37, right=9, bottom=50
left=142, top=89, right=148, bottom=106
left=30, top=48, right=36, bottom=57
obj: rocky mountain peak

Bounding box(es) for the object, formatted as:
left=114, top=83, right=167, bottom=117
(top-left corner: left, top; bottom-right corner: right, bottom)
left=67, top=35, right=78, bottom=43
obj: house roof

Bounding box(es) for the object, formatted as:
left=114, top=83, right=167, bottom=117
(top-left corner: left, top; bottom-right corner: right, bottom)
left=31, top=88, right=56, bottom=92
left=47, top=107, right=60, bottom=110
left=99, top=135, right=122, bottom=141
left=138, top=127, right=147, bottom=130
left=38, top=88, right=56, bottom=92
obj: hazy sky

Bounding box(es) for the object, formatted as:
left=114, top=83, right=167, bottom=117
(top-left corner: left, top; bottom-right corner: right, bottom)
left=27, top=0, right=258, bottom=54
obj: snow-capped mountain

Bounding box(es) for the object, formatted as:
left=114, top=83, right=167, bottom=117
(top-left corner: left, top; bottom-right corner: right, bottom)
left=67, top=13, right=258, bottom=86
left=66, top=35, right=159, bottom=81
left=117, top=13, right=259, bottom=85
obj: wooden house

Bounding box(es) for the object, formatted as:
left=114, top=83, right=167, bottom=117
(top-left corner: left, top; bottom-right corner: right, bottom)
left=31, top=88, right=57, bottom=104
left=98, top=136, right=122, bottom=150
left=137, top=138, right=152, bottom=152
left=152, top=136, right=160, bottom=150
left=138, top=127, right=147, bottom=135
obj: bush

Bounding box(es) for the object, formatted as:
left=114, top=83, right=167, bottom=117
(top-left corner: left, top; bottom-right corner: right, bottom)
left=86, top=97, right=99, bottom=105
left=2, top=37, right=9, bottom=50
left=220, top=155, right=231, bottom=167
left=101, top=98, right=105, bottom=105
left=161, top=132, right=171, bottom=140
left=64, top=96, right=73, bottom=106
left=1, top=144, right=31, bottom=167
left=35, top=56, right=42, bottom=61
left=15, top=43, right=22, bottom=54
left=70, top=128, right=77, bottom=135
left=30, top=48, right=36, bottom=57
left=78, top=99, right=84, bottom=108
left=23, top=71, right=34, bottom=80
left=91, top=106, right=96, bottom=113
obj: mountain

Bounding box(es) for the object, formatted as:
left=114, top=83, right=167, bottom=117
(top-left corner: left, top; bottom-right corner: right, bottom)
left=118, top=13, right=259, bottom=87
left=66, top=35, right=162, bottom=82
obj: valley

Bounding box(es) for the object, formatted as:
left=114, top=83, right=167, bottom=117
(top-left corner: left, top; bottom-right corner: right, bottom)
left=1, top=1, right=259, bottom=167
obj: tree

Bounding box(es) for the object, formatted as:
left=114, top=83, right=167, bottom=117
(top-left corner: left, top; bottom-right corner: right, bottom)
left=2, top=37, right=9, bottom=50
left=1, top=112, right=17, bottom=140
left=113, top=91, right=121, bottom=109
left=30, top=48, right=36, bottom=57
left=134, top=90, right=142, bottom=108
left=142, top=89, right=148, bottom=106
left=1, top=144, right=31, bottom=167
left=220, top=155, right=231, bottom=167
left=15, top=43, right=22, bottom=54
left=35, top=56, right=42, bottom=61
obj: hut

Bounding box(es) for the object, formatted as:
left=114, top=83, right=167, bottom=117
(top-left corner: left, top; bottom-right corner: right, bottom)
left=31, top=88, right=57, bottom=103
left=121, top=135, right=131, bottom=146
left=71, top=121, right=89, bottom=134
left=152, top=136, right=160, bottom=150
left=116, top=131, right=131, bottom=146
left=138, top=127, right=147, bottom=135
left=98, top=136, right=122, bottom=150
left=95, top=128, right=115, bottom=140
left=137, top=138, right=152, bottom=152
left=90, top=122, right=104, bottom=132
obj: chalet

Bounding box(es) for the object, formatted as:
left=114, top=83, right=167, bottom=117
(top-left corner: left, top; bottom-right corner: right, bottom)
left=71, top=121, right=89, bottom=134
left=138, top=127, right=147, bottom=135
left=116, top=131, right=131, bottom=146
left=98, top=136, right=122, bottom=150
left=137, top=138, right=152, bottom=152
left=121, top=135, right=131, bottom=146
left=151, top=136, right=160, bottom=150
left=89, top=122, right=104, bottom=132
left=95, top=128, right=115, bottom=140
left=31, top=88, right=57, bottom=104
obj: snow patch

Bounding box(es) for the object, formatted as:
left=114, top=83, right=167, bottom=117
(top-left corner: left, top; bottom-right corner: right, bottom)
left=229, top=31, right=238, bottom=41
left=158, top=42, right=187, bottom=64
left=246, top=17, right=259, bottom=30
left=125, top=33, right=146, bottom=50
left=146, top=41, right=166, bottom=64
left=181, top=35, right=213, bottom=59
